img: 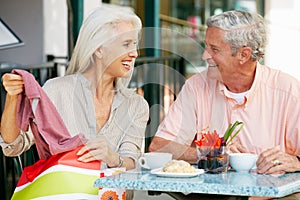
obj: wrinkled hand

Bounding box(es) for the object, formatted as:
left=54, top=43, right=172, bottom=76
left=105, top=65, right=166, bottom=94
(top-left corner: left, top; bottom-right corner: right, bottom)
left=256, top=147, right=299, bottom=174
left=228, top=137, right=252, bottom=153
left=2, top=73, right=24, bottom=96
left=76, top=136, right=118, bottom=166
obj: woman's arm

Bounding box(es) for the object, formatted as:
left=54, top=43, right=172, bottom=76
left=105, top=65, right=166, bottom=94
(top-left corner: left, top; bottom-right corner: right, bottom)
left=1, top=74, right=23, bottom=143
left=76, top=136, right=136, bottom=169
left=0, top=73, right=34, bottom=157
left=114, top=97, right=150, bottom=170
left=120, top=97, right=149, bottom=169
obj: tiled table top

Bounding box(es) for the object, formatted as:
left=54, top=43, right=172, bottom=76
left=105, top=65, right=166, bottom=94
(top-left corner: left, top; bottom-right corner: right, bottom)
left=94, top=169, right=300, bottom=198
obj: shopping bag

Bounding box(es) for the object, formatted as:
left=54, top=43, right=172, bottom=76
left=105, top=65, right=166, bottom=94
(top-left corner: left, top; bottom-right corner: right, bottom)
left=11, top=146, right=101, bottom=200
left=98, top=172, right=126, bottom=200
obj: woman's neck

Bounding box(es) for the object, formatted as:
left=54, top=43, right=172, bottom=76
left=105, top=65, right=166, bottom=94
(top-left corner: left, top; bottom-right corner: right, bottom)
left=82, top=65, right=115, bottom=98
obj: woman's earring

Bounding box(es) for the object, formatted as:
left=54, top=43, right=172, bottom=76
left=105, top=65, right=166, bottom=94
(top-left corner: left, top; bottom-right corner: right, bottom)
left=95, top=51, right=103, bottom=59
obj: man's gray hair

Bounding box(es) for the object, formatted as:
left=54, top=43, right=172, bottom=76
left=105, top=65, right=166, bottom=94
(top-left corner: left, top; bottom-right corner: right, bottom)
left=206, top=10, right=267, bottom=61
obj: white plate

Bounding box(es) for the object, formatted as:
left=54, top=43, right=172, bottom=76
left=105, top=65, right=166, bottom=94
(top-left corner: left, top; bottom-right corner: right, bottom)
left=150, top=168, right=205, bottom=178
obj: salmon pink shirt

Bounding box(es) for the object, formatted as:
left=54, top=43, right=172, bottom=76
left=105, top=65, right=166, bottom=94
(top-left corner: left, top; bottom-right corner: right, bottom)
left=156, top=63, right=300, bottom=155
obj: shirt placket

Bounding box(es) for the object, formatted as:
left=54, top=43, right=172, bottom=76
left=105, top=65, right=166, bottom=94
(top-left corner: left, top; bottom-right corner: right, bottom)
left=227, top=99, right=245, bottom=125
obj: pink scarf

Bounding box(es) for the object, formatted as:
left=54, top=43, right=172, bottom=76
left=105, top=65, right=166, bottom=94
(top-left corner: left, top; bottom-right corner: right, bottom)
left=13, top=69, right=87, bottom=159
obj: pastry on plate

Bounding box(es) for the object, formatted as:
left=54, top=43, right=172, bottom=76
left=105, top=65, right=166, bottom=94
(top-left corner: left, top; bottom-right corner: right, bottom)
left=162, top=160, right=196, bottom=173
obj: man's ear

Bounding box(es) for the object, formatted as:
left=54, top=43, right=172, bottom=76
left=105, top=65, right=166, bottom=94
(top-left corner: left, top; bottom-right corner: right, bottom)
left=95, top=47, right=103, bottom=59
left=238, top=46, right=252, bottom=64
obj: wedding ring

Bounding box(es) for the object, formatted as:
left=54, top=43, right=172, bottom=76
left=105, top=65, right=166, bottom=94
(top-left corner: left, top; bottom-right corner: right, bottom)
left=273, top=159, right=280, bottom=166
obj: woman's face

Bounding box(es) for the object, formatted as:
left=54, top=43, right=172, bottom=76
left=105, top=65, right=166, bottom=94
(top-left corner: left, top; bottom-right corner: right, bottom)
left=101, top=21, right=139, bottom=79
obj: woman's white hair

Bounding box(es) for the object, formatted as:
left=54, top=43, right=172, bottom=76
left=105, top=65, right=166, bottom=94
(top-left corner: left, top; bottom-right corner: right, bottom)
left=66, top=4, right=142, bottom=94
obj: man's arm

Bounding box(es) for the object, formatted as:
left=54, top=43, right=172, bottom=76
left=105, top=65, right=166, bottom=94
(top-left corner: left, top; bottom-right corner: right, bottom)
left=148, top=136, right=197, bottom=164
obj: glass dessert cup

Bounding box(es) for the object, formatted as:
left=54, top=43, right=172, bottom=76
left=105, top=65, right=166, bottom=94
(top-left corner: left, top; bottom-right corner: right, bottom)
left=197, top=145, right=229, bottom=174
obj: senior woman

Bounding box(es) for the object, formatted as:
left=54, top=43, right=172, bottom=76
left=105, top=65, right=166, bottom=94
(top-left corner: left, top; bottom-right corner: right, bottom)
left=1, top=4, right=149, bottom=171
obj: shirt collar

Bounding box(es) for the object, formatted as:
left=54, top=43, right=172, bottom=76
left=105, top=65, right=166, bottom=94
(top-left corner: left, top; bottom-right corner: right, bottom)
left=217, top=62, right=261, bottom=106
left=77, top=72, right=125, bottom=110
left=245, top=62, right=261, bottom=103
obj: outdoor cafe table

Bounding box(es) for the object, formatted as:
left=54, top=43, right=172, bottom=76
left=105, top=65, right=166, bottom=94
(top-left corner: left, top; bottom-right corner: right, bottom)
left=94, top=168, right=300, bottom=199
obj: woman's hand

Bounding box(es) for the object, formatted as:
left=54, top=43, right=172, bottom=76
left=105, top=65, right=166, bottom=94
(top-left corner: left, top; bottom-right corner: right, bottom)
left=2, top=73, right=24, bottom=96
left=76, top=136, right=119, bottom=167
left=256, top=147, right=300, bottom=174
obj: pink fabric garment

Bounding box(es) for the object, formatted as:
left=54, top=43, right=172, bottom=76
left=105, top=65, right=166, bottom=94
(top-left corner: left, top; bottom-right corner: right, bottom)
left=13, top=69, right=88, bottom=160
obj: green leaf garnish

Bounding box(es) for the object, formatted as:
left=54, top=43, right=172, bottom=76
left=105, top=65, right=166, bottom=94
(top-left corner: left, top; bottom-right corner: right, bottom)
left=223, top=121, right=244, bottom=145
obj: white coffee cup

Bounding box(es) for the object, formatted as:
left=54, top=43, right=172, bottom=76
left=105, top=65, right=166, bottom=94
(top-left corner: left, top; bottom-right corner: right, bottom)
left=138, top=152, right=172, bottom=169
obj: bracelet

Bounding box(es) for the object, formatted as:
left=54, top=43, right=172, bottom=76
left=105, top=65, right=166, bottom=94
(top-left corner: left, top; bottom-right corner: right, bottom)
left=107, top=156, right=123, bottom=168
left=117, top=156, right=124, bottom=168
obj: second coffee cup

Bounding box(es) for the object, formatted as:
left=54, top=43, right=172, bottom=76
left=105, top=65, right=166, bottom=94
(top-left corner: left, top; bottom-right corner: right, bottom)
left=138, top=152, right=172, bottom=169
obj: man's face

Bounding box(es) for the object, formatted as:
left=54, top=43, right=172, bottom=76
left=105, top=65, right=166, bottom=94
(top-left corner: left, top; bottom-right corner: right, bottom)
left=202, top=27, right=240, bottom=82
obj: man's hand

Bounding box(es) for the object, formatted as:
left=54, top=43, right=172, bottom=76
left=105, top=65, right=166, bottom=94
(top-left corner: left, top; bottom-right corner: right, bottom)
left=256, top=147, right=300, bottom=174
left=228, top=137, right=252, bottom=153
